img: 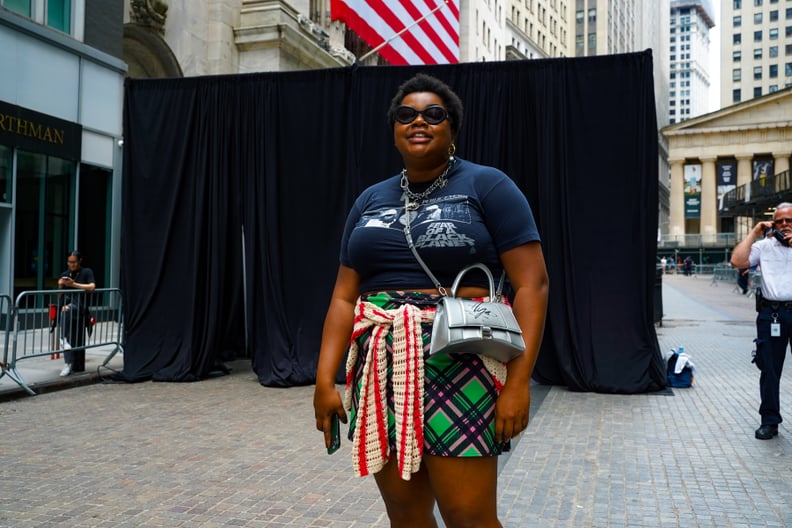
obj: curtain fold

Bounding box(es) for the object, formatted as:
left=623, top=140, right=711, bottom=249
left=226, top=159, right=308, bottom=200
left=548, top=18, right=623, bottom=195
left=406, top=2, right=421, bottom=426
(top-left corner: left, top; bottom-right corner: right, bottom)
left=121, top=52, right=666, bottom=392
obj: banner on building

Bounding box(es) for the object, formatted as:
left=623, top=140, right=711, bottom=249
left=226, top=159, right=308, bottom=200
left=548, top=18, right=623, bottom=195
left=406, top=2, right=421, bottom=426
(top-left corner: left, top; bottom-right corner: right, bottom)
left=684, top=164, right=701, bottom=218
left=330, top=0, right=460, bottom=65
left=717, top=159, right=737, bottom=209
left=752, top=158, right=774, bottom=186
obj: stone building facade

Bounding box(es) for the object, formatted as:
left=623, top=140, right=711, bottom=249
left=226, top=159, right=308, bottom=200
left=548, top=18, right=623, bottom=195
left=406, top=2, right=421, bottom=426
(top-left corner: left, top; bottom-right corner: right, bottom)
left=661, top=87, right=792, bottom=249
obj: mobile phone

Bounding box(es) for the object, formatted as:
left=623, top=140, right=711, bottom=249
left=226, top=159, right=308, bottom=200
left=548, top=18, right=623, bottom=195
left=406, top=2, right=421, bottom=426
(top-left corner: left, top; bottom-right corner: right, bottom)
left=772, top=229, right=790, bottom=247
left=327, top=414, right=341, bottom=455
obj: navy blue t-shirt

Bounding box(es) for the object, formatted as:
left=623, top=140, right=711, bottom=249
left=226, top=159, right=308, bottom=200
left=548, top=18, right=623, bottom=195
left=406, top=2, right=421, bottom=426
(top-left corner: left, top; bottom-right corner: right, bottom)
left=340, top=158, right=541, bottom=293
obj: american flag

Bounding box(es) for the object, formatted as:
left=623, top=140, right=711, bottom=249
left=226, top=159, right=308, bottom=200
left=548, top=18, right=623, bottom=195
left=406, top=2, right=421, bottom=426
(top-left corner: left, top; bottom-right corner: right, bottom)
left=330, top=0, right=460, bottom=65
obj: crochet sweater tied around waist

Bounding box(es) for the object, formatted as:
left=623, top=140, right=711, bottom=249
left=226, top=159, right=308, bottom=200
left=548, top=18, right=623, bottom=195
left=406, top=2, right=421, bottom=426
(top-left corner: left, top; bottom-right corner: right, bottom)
left=344, top=298, right=508, bottom=481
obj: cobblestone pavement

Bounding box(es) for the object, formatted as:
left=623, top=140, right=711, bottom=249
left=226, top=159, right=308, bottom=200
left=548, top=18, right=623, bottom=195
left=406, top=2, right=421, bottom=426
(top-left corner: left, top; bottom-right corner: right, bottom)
left=1, top=272, right=791, bottom=527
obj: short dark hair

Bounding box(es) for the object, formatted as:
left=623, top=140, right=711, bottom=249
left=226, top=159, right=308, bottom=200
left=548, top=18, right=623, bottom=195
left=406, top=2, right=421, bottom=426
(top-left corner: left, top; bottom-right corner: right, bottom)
left=387, top=73, right=463, bottom=134
left=68, top=251, right=83, bottom=261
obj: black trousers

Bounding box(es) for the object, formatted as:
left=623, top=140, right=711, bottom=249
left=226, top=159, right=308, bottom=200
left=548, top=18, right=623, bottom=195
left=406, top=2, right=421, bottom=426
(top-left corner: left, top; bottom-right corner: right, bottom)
left=60, top=305, right=87, bottom=371
left=755, top=307, right=792, bottom=425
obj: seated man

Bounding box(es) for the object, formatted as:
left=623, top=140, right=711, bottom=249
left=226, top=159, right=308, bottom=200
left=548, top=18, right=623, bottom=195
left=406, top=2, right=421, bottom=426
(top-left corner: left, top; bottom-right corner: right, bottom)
left=57, top=251, right=96, bottom=376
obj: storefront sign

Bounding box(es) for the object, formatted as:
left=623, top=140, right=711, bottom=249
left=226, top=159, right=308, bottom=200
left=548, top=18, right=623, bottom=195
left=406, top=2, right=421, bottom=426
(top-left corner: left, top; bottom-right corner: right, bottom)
left=0, top=100, right=81, bottom=160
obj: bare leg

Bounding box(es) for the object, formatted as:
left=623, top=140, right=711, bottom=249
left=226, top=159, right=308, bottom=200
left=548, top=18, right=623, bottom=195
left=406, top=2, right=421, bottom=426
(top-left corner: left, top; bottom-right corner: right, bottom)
left=423, top=454, right=502, bottom=528
left=373, top=457, right=438, bottom=528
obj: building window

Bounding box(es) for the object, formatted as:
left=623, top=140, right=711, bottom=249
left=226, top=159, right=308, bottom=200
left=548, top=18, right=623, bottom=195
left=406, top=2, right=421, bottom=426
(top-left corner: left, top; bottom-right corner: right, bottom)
left=754, top=66, right=763, bottom=79
left=771, top=64, right=779, bottom=77
left=770, top=28, right=779, bottom=39
left=787, top=8, right=792, bottom=19
left=46, top=0, right=71, bottom=33
left=733, top=89, right=741, bottom=103
left=770, top=85, right=779, bottom=92
left=734, top=68, right=742, bottom=81
left=734, top=50, right=743, bottom=61
left=754, top=87, right=762, bottom=97
left=755, top=13, right=763, bottom=23
left=734, top=15, right=742, bottom=26
left=771, top=10, right=779, bottom=21
left=734, top=33, right=743, bottom=44
left=787, top=26, right=792, bottom=37
left=734, top=0, right=742, bottom=7
left=754, top=0, right=762, bottom=6
left=787, top=44, right=792, bottom=56
left=2, top=0, right=31, bottom=16
left=754, top=30, right=763, bottom=42
left=0, top=0, right=71, bottom=33
left=786, top=63, right=792, bottom=76
left=588, top=8, right=595, bottom=23
left=575, top=9, right=583, bottom=23
left=771, top=46, right=779, bottom=57
left=755, top=48, right=763, bottom=59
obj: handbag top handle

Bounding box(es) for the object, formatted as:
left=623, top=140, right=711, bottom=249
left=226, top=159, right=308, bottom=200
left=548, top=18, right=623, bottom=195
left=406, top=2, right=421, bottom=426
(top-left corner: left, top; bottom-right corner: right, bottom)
left=450, top=263, right=495, bottom=299
left=402, top=193, right=505, bottom=299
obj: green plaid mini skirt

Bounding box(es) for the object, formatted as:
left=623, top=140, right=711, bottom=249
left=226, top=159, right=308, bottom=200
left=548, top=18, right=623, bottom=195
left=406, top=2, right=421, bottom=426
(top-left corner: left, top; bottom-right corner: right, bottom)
left=348, top=291, right=508, bottom=457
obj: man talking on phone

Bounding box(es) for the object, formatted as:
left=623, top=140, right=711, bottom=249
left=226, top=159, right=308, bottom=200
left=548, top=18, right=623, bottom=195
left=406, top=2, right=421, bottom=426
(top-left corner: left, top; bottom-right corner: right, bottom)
left=731, top=202, right=792, bottom=439
left=57, top=251, right=96, bottom=376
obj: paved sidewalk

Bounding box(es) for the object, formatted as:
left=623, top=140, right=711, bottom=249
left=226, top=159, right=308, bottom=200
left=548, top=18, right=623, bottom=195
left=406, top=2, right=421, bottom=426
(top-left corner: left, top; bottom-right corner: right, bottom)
left=1, top=273, right=790, bottom=527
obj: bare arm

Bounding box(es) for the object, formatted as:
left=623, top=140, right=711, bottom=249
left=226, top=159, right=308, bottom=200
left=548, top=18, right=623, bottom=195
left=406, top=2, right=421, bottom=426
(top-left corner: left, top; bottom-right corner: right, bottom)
left=494, top=242, right=549, bottom=442
left=313, top=264, right=361, bottom=446
left=731, top=221, right=771, bottom=269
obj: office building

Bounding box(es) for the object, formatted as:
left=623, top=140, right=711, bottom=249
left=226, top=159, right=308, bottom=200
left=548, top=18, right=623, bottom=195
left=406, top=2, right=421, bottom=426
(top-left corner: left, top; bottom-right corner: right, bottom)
left=721, top=0, right=792, bottom=107
left=668, top=0, right=715, bottom=124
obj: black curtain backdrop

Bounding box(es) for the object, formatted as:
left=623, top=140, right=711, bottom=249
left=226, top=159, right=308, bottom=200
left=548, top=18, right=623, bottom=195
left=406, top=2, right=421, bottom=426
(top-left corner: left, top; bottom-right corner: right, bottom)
left=121, top=51, right=666, bottom=392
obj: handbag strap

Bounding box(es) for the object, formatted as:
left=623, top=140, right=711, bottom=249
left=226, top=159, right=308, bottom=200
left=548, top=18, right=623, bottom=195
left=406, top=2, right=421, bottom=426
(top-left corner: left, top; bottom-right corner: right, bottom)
left=401, top=193, right=505, bottom=299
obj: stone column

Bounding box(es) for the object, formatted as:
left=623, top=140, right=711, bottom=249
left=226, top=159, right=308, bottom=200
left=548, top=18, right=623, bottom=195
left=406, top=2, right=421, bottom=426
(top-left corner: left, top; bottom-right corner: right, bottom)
left=773, top=152, right=790, bottom=175
left=773, top=152, right=790, bottom=194
left=736, top=155, right=752, bottom=202
left=669, top=158, right=685, bottom=243
left=700, top=156, right=718, bottom=243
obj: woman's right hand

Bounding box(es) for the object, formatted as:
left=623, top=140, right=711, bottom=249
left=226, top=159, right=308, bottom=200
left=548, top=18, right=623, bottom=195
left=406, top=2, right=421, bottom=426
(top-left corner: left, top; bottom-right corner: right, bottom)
left=313, top=383, right=347, bottom=448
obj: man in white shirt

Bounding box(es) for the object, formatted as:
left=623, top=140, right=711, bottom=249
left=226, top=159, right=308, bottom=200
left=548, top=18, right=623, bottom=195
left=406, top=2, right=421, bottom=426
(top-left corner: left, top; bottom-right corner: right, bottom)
left=731, top=202, right=792, bottom=440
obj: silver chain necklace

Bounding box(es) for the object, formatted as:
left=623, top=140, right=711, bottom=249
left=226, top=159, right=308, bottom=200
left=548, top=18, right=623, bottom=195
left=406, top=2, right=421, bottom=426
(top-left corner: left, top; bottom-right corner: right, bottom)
left=400, top=160, right=454, bottom=211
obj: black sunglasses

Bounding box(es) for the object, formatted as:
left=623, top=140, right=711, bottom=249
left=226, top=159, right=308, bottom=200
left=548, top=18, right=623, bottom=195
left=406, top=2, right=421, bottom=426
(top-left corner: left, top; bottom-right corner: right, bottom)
left=395, top=105, right=448, bottom=125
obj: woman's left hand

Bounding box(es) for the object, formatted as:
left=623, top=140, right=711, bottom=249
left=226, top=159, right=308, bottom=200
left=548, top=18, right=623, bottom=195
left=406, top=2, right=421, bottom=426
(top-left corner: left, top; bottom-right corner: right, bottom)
left=494, top=381, right=530, bottom=443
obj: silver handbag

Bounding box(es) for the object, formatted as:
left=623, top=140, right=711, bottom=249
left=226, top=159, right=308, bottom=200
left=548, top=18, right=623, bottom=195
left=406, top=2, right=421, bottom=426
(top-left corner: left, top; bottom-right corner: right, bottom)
left=401, top=192, right=525, bottom=362
left=430, top=264, right=525, bottom=362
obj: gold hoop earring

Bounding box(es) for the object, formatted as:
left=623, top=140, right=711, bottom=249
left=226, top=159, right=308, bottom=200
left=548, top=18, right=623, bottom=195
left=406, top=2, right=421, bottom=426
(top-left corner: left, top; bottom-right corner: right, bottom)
left=448, top=143, right=456, bottom=160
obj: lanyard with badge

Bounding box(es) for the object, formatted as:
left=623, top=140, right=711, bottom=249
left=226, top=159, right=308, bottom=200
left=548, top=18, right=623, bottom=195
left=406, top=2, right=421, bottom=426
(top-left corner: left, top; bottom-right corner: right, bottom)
left=771, top=312, right=781, bottom=337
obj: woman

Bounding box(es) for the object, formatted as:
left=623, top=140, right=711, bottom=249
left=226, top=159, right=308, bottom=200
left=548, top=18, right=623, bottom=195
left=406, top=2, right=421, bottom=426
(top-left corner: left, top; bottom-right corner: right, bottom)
left=313, top=73, right=548, bottom=527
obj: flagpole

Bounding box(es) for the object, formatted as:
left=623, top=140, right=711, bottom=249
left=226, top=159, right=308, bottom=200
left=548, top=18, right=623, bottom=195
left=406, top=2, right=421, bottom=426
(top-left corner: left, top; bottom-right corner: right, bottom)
left=357, top=0, right=451, bottom=63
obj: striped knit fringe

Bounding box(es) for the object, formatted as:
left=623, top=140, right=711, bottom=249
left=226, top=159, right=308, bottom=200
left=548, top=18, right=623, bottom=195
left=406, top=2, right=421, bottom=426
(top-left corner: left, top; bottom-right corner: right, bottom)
left=344, top=297, right=509, bottom=481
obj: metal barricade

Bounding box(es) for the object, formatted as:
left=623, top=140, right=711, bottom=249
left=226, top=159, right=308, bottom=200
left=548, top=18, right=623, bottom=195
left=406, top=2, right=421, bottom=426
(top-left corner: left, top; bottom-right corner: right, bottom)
left=709, top=264, right=738, bottom=287
left=747, top=272, right=763, bottom=298
left=1, top=288, right=123, bottom=395
left=1, top=294, right=12, bottom=380
left=693, top=263, right=715, bottom=277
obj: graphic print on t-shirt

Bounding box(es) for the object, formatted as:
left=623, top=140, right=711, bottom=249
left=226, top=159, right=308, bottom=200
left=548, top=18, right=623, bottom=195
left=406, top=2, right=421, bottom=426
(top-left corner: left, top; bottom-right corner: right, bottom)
left=358, top=197, right=475, bottom=249
left=361, top=208, right=401, bottom=228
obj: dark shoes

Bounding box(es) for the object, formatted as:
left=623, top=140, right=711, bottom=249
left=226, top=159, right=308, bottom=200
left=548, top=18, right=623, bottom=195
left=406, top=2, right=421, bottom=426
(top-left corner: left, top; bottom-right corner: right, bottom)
left=755, top=424, right=779, bottom=440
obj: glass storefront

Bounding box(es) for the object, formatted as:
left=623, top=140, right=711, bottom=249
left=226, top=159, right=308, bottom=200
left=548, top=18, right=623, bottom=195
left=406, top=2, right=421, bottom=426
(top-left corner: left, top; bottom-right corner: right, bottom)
left=7, top=151, right=112, bottom=297
left=14, top=150, right=74, bottom=296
